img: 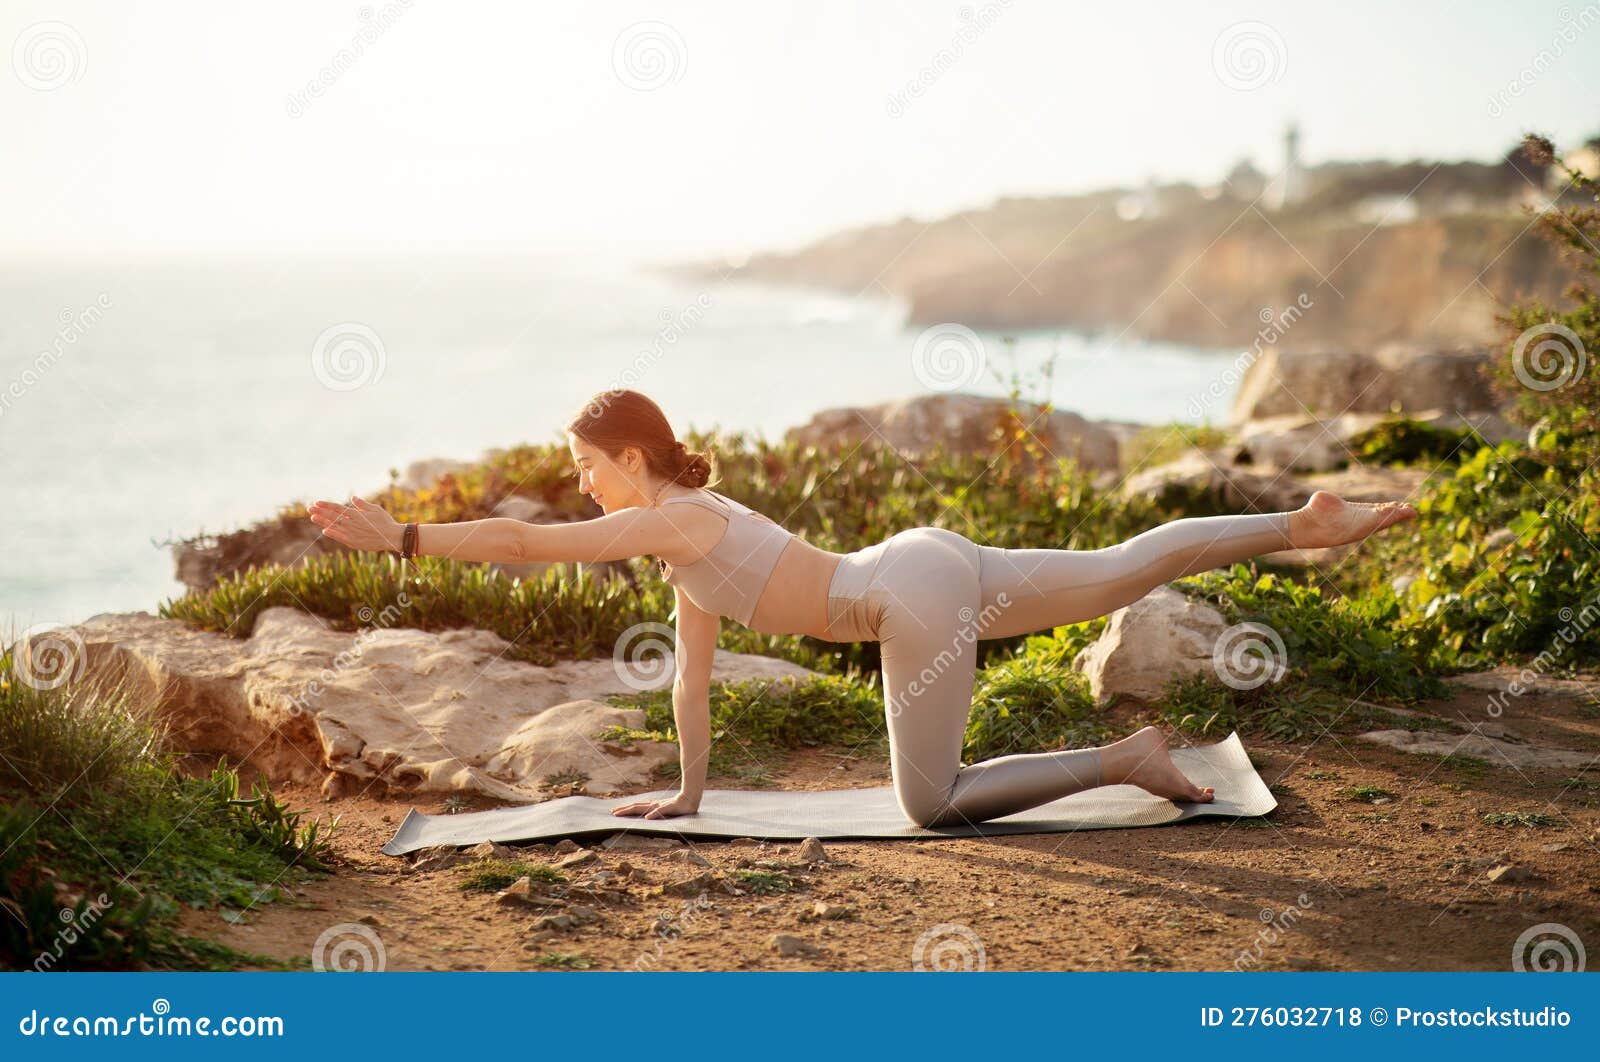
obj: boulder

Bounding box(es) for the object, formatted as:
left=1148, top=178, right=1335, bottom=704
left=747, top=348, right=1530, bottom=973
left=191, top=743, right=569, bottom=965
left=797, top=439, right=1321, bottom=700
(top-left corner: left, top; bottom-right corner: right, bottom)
left=1073, top=586, right=1230, bottom=706
left=399, top=457, right=473, bottom=491
left=1120, top=451, right=1313, bottom=513
left=1229, top=347, right=1499, bottom=424
left=1231, top=409, right=1518, bottom=471
left=785, top=393, right=1119, bottom=471
left=57, top=607, right=820, bottom=800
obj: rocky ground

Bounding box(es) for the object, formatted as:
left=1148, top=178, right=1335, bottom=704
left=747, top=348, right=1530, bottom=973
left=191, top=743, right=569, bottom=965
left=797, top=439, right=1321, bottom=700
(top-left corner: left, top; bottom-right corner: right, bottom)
left=179, top=666, right=1600, bottom=972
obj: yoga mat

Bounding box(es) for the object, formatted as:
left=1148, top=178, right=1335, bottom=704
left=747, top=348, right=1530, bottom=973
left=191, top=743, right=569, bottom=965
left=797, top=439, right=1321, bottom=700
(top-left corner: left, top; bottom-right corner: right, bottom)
left=382, top=731, right=1273, bottom=855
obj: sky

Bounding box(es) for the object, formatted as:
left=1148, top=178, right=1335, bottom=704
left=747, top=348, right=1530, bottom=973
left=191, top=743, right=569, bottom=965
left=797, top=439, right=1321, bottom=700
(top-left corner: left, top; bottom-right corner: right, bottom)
left=4, top=0, right=1598, bottom=263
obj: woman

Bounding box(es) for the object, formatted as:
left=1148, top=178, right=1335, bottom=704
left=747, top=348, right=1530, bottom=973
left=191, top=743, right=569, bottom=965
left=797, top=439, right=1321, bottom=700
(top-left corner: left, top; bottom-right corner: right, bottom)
left=308, top=389, right=1418, bottom=828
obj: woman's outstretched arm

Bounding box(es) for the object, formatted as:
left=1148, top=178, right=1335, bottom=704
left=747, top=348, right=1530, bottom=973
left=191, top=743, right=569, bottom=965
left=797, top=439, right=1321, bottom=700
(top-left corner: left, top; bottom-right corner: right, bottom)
left=308, top=497, right=533, bottom=563
left=308, top=497, right=692, bottom=565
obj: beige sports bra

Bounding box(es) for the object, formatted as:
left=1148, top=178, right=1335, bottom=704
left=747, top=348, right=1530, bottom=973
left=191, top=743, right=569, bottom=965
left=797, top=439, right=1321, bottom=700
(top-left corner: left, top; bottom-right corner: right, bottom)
left=654, top=489, right=797, bottom=625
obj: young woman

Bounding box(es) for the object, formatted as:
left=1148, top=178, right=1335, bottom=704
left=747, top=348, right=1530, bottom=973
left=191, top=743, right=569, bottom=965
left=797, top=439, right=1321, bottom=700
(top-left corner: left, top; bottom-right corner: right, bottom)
left=309, top=389, right=1418, bottom=828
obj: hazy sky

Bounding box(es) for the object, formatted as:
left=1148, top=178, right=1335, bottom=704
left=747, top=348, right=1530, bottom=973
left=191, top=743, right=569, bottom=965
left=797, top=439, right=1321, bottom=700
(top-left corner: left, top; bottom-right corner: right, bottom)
left=6, top=0, right=1598, bottom=262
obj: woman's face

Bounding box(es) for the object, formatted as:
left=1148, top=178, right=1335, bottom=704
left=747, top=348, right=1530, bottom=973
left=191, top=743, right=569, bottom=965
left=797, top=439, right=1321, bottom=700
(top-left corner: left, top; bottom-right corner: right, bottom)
left=568, top=432, right=639, bottom=513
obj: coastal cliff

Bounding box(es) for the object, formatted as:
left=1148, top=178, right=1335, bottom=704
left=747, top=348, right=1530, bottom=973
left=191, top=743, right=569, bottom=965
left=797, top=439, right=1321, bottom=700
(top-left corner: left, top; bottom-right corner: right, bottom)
left=672, top=193, right=1572, bottom=352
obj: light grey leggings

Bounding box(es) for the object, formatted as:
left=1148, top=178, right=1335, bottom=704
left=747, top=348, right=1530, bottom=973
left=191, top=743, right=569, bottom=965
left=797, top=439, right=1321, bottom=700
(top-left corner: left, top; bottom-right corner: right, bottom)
left=820, top=511, right=1294, bottom=828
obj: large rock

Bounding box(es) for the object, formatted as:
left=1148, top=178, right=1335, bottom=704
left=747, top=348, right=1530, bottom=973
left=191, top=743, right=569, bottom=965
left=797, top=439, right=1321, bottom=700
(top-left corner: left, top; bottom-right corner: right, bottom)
left=1073, top=586, right=1229, bottom=706
left=1231, top=410, right=1517, bottom=471
left=56, top=607, right=819, bottom=801
left=1120, top=451, right=1313, bottom=512
left=1229, top=346, right=1499, bottom=424
left=785, top=393, right=1119, bottom=471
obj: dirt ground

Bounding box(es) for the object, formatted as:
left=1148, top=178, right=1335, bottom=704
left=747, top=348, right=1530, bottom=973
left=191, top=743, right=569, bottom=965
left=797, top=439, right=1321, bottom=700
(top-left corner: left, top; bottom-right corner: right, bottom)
left=179, top=666, right=1600, bottom=972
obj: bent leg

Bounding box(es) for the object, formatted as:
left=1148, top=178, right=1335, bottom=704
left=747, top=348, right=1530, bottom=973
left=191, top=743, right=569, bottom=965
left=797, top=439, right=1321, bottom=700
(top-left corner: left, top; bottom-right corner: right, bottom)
left=974, top=511, right=1293, bottom=640
left=877, top=530, right=1112, bottom=829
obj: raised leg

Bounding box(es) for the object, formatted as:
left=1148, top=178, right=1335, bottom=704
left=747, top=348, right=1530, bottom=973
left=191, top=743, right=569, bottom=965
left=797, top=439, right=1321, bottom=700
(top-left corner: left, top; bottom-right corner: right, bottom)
left=972, top=510, right=1294, bottom=640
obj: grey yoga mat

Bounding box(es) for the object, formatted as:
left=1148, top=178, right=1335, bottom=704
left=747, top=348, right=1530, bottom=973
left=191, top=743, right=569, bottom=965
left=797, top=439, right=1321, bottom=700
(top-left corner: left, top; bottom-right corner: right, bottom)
left=382, top=731, right=1273, bottom=855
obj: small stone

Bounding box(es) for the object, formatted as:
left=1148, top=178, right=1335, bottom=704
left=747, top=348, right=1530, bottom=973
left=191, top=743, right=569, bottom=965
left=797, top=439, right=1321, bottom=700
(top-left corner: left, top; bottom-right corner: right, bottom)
left=558, top=849, right=598, bottom=869
left=769, top=933, right=821, bottom=958
left=1541, top=841, right=1571, bottom=853
left=812, top=901, right=855, bottom=921
left=796, top=837, right=829, bottom=864
left=321, top=771, right=352, bottom=799
left=533, top=913, right=579, bottom=932
left=671, top=849, right=711, bottom=867
left=754, top=903, right=777, bottom=915
left=406, top=846, right=467, bottom=874
left=553, top=839, right=581, bottom=856
left=662, top=872, right=716, bottom=897
left=568, top=905, right=602, bottom=924
left=1487, top=863, right=1531, bottom=883
left=726, top=837, right=760, bottom=847
left=494, top=876, right=534, bottom=904
left=600, top=833, right=678, bottom=853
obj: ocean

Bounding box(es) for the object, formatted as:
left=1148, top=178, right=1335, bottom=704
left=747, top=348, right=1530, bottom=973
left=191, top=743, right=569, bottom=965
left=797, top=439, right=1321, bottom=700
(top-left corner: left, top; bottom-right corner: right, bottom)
left=1, top=252, right=1243, bottom=635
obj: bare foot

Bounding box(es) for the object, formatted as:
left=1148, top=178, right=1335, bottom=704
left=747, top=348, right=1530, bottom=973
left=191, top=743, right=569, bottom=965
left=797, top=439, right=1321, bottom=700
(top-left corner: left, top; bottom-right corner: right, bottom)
left=1102, top=726, right=1215, bottom=803
left=1286, top=490, right=1419, bottom=550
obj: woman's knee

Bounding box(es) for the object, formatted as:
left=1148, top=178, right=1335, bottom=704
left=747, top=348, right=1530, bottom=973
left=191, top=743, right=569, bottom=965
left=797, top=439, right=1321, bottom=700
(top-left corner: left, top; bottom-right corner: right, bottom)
left=895, top=783, right=955, bottom=829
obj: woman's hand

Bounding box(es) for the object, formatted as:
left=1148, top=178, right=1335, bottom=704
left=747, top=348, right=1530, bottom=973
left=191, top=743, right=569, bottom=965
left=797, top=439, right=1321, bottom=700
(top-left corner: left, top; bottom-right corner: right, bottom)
left=308, top=496, right=402, bottom=553
left=611, top=791, right=701, bottom=819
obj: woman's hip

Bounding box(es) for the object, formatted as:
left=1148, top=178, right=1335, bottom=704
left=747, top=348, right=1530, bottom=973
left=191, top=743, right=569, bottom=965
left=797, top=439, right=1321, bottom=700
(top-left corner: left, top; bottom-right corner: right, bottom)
left=822, top=527, right=979, bottom=642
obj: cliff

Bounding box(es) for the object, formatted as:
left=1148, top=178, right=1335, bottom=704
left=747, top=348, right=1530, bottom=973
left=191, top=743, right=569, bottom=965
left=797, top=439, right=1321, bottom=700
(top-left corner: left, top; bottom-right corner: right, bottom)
left=673, top=191, right=1574, bottom=353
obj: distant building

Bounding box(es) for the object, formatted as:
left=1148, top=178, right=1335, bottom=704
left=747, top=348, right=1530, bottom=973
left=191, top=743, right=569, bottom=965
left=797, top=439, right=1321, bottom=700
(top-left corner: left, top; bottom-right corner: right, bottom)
left=1220, top=158, right=1266, bottom=201
left=1263, top=123, right=1308, bottom=210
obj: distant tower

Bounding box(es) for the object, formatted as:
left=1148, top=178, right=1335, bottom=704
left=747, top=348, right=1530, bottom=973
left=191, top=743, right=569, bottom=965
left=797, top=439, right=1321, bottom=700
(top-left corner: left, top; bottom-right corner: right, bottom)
left=1266, top=122, right=1307, bottom=210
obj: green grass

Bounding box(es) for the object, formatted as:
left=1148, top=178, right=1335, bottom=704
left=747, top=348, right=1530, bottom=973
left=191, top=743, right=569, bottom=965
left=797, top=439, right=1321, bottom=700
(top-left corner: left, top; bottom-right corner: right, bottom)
left=538, top=951, right=593, bottom=969
left=735, top=870, right=796, bottom=895
left=0, top=660, right=336, bottom=971
left=457, top=859, right=567, bottom=892
left=1481, top=811, right=1560, bottom=828
left=1341, top=786, right=1398, bottom=804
